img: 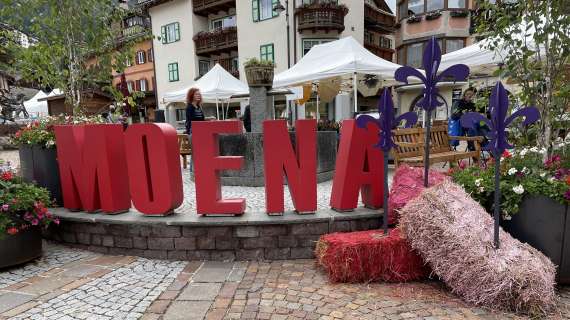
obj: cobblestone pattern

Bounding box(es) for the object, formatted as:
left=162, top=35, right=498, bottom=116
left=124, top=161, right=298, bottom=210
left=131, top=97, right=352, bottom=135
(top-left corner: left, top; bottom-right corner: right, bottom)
left=44, top=218, right=380, bottom=261
left=0, top=244, right=96, bottom=290
left=2, top=244, right=569, bottom=320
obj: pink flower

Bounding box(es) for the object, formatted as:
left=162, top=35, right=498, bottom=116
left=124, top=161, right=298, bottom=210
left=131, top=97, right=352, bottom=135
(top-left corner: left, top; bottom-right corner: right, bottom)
left=23, top=212, right=33, bottom=221
left=54, top=219, right=60, bottom=225
left=31, top=219, right=39, bottom=226
left=1, top=204, right=8, bottom=211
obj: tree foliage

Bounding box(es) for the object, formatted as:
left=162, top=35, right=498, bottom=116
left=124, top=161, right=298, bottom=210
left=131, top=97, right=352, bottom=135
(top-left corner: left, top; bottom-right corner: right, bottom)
left=476, top=0, right=570, bottom=154
left=0, top=0, right=135, bottom=113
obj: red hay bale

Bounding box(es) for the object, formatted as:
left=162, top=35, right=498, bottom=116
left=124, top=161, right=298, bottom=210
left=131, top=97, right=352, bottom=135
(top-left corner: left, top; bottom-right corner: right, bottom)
left=399, top=181, right=557, bottom=315
left=315, top=228, right=429, bottom=283
left=388, top=165, right=448, bottom=225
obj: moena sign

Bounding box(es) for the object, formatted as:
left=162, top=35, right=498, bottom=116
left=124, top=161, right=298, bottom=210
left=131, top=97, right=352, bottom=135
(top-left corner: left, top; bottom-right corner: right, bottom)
left=54, top=119, right=385, bottom=216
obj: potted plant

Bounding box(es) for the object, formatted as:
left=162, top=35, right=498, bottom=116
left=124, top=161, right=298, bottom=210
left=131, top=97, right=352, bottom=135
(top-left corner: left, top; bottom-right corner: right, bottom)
left=0, top=161, right=57, bottom=268
left=407, top=15, right=422, bottom=24
left=244, top=58, right=275, bottom=87
left=13, top=115, right=104, bottom=205
left=426, top=11, right=442, bottom=20
left=451, top=144, right=570, bottom=283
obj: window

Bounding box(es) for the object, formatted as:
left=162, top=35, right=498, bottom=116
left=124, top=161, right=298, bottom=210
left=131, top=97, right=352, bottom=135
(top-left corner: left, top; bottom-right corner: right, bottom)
left=364, top=31, right=374, bottom=46
left=232, top=57, right=239, bottom=72
left=139, top=79, right=147, bottom=92
left=199, top=60, right=210, bottom=77
left=175, top=109, right=186, bottom=122
left=210, top=15, right=237, bottom=30
left=127, top=81, right=134, bottom=93
left=302, top=39, right=335, bottom=56
left=147, top=48, right=154, bottom=62
left=406, top=42, right=423, bottom=68
left=161, top=22, right=180, bottom=44
left=427, top=0, right=443, bottom=11
left=407, top=0, right=424, bottom=15
left=398, top=1, right=408, bottom=19
left=260, top=43, right=274, bottom=62
left=168, top=62, right=179, bottom=82
left=380, top=36, right=391, bottom=49
left=126, top=57, right=132, bottom=67
left=136, top=50, right=146, bottom=64
left=446, top=39, right=464, bottom=53
left=448, top=0, right=466, bottom=8
left=252, top=0, right=279, bottom=22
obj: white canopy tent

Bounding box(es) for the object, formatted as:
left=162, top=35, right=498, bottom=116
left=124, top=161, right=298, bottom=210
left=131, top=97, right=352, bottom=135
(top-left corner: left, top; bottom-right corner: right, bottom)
left=439, top=40, right=506, bottom=76
left=163, top=63, right=249, bottom=119
left=273, top=36, right=406, bottom=113
left=23, top=90, right=49, bottom=118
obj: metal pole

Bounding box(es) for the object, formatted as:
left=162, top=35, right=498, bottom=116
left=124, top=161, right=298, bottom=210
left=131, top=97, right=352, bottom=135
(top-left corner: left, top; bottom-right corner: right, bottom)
left=216, top=99, right=219, bottom=120
left=285, top=0, right=291, bottom=69
left=423, top=110, right=432, bottom=187
left=316, top=85, right=320, bottom=121
left=353, top=73, right=358, bottom=115
left=383, top=152, right=389, bottom=235
left=494, top=152, right=501, bottom=248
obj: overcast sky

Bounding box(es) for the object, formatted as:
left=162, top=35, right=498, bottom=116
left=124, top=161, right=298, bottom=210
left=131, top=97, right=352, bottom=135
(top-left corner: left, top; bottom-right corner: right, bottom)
left=387, top=0, right=396, bottom=13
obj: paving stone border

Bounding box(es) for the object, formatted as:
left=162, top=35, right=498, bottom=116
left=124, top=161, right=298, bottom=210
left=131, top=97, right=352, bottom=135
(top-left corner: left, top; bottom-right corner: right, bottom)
left=44, top=212, right=381, bottom=261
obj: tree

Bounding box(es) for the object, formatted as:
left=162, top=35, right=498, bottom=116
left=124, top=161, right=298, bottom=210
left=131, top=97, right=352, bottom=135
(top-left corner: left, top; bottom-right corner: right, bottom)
left=0, top=0, right=133, bottom=113
left=476, top=0, right=570, bottom=155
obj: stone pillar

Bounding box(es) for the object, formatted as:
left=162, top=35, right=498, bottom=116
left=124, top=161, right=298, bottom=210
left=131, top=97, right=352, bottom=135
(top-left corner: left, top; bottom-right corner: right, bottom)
left=249, top=86, right=272, bottom=133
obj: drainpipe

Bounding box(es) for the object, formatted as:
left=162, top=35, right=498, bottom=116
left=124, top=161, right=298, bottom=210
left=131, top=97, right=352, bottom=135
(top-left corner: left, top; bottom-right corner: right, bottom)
left=148, top=14, right=159, bottom=120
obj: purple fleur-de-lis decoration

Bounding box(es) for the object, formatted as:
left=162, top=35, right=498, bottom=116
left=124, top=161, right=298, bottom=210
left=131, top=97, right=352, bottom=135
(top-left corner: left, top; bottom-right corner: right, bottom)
left=356, top=88, right=418, bottom=234
left=461, top=81, right=540, bottom=249
left=395, top=37, right=470, bottom=187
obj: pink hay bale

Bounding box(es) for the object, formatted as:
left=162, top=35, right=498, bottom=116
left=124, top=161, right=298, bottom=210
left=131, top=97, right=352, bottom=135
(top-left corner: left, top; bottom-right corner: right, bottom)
left=388, top=165, right=448, bottom=225
left=315, top=228, right=429, bottom=283
left=399, top=180, right=557, bottom=315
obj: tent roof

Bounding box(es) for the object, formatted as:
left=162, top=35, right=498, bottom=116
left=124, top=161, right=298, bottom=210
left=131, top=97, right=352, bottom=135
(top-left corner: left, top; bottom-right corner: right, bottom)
left=23, top=90, right=48, bottom=115
left=439, top=41, right=504, bottom=76
left=273, top=36, right=404, bottom=88
left=163, top=64, right=249, bottom=104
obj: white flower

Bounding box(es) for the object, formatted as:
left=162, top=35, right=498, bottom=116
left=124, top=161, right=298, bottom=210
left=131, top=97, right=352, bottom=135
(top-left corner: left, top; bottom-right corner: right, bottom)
left=549, top=177, right=556, bottom=183
left=474, top=178, right=482, bottom=187
left=540, top=148, right=547, bottom=154
left=512, top=184, right=525, bottom=194
left=540, top=172, right=547, bottom=178
left=530, top=146, right=538, bottom=153
left=507, top=168, right=517, bottom=176
left=478, top=186, right=485, bottom=193
left=520, top=148, right=528, bottom=156
left=522, top=167, right=529, bottom=174
left=503, top=214, right=512, bottom=221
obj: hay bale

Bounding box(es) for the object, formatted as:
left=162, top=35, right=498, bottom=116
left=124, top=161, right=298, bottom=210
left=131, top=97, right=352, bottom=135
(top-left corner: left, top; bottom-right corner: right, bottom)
left=388, top=165, right=448, bottom=225
left=315, top=228, right=429, bottom=283
left=399, top=180, right=557, bottom=315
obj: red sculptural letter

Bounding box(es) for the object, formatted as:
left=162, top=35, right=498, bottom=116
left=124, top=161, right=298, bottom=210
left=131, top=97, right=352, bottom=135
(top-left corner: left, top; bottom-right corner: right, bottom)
left=54, top=124, right=130, bottom=213
left=330, top=120, right=384, bottom=211
left=124, top=124, right=183, bottom=215
left=263, top=120, right=316, bottom=214
left=192, top=121, right=245, bottom=215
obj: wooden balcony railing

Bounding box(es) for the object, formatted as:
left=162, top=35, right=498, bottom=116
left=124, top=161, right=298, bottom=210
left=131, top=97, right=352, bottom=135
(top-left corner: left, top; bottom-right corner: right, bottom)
left=215, top=57, right=239, bottom=79
left=364, top=42, right=394, bottom=62
left=295, top=4, right=348, bottom=33
left=193, top=0, right=235, bottom=16
left=193, top=27, right=238, bottom=56
left=364, top=4, right=395, bottom=28
left=117, top=24, right=150, bottom=43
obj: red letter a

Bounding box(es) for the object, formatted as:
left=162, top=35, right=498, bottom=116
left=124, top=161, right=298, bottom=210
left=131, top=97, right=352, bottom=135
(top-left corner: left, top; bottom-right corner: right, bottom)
left=329, top=120, right=384, bottom=211
left=54, top=124, right=130, bottom=213
left=263, top=120, right=316, bottom=214
left=192, top=121, right=246, bottom=215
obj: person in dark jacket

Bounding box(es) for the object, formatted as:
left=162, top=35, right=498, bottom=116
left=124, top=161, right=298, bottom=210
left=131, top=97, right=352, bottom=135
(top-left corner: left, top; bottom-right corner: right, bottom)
left=185, top=88, right=205, bottom=136
left=451, top=87, right=481, bottom=152
left=242, top=105, right=251, bottom=132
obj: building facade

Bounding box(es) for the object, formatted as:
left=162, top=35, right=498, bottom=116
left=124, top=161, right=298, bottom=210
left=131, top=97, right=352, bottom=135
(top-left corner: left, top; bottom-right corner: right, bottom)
left=138, top=0, right=396, bottom=126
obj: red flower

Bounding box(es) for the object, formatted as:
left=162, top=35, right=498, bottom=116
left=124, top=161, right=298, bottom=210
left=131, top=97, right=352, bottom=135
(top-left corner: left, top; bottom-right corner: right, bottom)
left=502, top=150, right=512, bottom=159
left=15, top=131, right=21, bottom=138
left=7, top=227, right=18, bottom=235
left=566, top=175, right=570, bottom=187
left=1, top=171, right=13, bottom=181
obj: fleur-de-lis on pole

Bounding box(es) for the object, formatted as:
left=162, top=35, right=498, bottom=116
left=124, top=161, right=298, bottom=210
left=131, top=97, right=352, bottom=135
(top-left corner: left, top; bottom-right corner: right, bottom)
left=356, top=88, right=418, bottom=234
left=395, top=37, right=470, bottom=187
left=461, top=82, right=539, bottom=249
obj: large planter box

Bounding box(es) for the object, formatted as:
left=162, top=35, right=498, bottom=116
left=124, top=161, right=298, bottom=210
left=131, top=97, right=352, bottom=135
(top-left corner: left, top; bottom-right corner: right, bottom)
left=0, top=227, right=42, bottom=269
left=245, top=66, right=274, bottom=87
left=19, top=145, right=63, bottom=206
left=501, top=196, right=570, bottom=284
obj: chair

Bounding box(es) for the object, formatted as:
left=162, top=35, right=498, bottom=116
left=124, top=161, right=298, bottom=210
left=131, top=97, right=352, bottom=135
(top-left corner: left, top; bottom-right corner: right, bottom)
left=177, top=134, right=191, bottom=169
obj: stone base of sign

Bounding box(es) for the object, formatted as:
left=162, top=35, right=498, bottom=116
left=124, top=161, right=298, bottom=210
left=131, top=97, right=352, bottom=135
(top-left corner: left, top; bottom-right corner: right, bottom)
left=44, top=207, right=382, bottom=261
left=190, top=131, right=338, bottom=187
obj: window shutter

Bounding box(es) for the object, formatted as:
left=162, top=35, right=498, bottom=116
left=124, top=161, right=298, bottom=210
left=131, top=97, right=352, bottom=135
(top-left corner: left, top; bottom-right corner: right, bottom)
left=134, top=80, right=140, bottom=91
left=174, top=23, right=180, bottom=41
left=147, top=49, right=153, bottom=62
left=161, top=26, right=167, bottom=44
left=135, top=52, right=140, bottom=65
left=142, top=51, right=146, bottom=64
left=252, top=0, right=259, bottom=22
left=272, top=0, right=279, bottom=17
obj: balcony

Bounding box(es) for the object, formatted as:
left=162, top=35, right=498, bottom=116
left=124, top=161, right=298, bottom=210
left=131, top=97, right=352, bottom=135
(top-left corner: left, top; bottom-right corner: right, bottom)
left=364, top=37, right=394, bottom=62
left=215, top=57, right=239, bottom=79
left=364, top=4, right=395, bottom=33
left=136, top=0, right=173, bottom=8
left=194, top=27, right=238, bottom=57
left=117, top=24, right=150, bottom=44
left=193, top=0, right=236, bottom=16
left=295, top=3, right=348, bottom=33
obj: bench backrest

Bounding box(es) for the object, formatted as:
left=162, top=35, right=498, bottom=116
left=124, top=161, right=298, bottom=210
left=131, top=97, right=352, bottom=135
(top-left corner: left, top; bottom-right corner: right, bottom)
left=392, top=125, right=451, bottom=159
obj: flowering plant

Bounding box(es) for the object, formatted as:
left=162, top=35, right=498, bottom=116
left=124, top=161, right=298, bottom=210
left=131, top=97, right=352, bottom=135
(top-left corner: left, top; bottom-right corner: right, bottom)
left=12, top=115, right=104, bottom=148
left=0, top=160, right=57, bottom=238
left=451, top=146, right=570, bottom=219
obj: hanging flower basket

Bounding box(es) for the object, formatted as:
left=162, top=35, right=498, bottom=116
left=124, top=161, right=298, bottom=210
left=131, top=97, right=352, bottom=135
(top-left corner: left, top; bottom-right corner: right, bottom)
left=244, top=58, right=275, bottom=87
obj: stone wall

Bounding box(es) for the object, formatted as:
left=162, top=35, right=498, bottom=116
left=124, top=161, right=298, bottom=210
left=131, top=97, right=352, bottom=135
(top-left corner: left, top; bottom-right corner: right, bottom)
left=44, top=218, right=380, bottom=261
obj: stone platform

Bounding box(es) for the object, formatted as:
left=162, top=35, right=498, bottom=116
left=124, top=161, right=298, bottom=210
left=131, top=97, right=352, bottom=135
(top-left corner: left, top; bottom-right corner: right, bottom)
left=45, top=207, right=382, bottom=262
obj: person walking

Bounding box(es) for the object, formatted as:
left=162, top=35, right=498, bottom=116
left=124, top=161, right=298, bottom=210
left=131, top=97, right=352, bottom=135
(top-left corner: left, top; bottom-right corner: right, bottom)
left=242, top=105, right=251, bottom=132
left=186, top=88, right=205, bottom=171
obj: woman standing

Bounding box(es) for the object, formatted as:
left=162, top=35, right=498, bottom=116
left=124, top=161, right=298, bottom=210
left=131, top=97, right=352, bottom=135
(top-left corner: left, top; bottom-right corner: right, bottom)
left=185, top=88, right=205, bottom=138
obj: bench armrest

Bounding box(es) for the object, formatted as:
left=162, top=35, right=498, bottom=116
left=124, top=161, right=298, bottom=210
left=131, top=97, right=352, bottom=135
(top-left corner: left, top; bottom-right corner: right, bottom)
left=449, top=136, right=484, bottom=142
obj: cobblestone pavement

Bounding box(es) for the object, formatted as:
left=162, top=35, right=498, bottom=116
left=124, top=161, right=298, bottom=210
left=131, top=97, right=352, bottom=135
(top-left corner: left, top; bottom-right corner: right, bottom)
left=1, top=243, right=569, bottom=320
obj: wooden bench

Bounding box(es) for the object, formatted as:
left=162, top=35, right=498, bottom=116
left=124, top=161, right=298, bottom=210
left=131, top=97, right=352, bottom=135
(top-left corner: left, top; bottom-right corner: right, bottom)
left=177, top=134, right=191, bottom=169
left=392, top=125, right=483, bottom=167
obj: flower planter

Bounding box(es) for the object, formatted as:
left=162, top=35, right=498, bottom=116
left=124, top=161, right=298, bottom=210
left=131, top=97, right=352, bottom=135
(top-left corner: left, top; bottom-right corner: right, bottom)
left=501, top=196, right=570, bottom=284
left=450, top=10, right=469, bottom=18
left=0, top=227, right=42, bottom=269
left=245, top=66, right=274, bottom=87
left=19, top=145, right=63, bottom=206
